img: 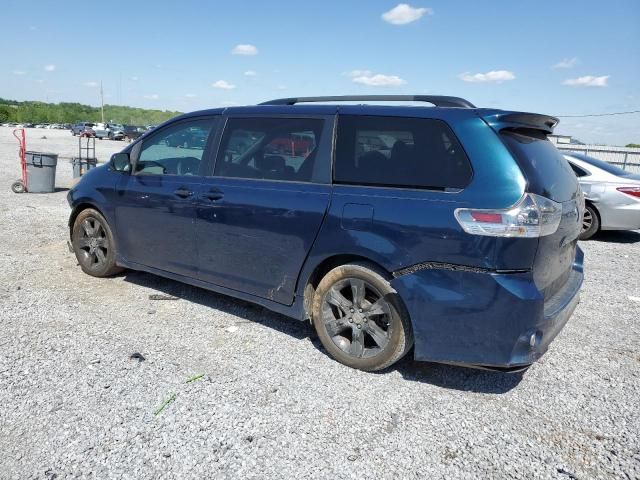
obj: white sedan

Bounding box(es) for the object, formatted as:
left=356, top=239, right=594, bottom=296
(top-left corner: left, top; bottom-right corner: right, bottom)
left=565, top=153, right=640, bottom=239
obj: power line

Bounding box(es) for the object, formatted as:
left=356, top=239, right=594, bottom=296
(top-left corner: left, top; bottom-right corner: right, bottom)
left=557, top=110, right=640, bottom=118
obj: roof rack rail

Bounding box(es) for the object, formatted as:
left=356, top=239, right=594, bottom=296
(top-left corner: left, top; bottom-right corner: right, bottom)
left=259, top=95, right=476, bottom=109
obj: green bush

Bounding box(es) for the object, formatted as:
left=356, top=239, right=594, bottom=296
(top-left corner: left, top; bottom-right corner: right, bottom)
left=0, top=97, right=182, bottom=125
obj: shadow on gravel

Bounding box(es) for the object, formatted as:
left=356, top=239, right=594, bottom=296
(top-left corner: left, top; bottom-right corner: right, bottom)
left=122, top=270, right=524, bottom=393
left=388, top=354, right=525, bottom=394
left=122, top=270, right=312, bottom=341
left=589, top=230, right=640, bottom=244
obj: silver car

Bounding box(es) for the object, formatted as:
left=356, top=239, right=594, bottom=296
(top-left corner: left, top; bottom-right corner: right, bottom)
left=565, top=153, right=640, bottom=239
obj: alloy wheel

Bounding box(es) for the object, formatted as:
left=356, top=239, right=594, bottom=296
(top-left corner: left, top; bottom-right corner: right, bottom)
left=76, top=217, right=109, bottom=269
left=320, top=278, right=392, bottom=359
left=582, top=208, right=593, bottom=233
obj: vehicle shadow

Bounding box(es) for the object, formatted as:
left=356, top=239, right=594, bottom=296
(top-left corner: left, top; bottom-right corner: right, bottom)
left=121, top=270, right=311, bottom=341
left=392, top=354, right=524, bottom=394
left=122, top=270, right=524, bottom=394
left=590, top=230, right=640, bottom=244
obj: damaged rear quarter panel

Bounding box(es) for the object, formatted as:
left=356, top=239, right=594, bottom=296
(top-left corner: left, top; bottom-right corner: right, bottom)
left=390, top=267, right=543, bottom=366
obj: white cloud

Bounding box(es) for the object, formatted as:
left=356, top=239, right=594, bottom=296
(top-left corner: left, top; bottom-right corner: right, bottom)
left=231, top=44, right=258, bottom=55
left=211, top=80, right=236, bottom=90
left=184, top=93, right=197, bottom=98
left=382, top=4, right=433, bottom=25
left=350, top=71, right=407, bottom=87
left=562, top=75, right=609, bottom=87
left=83, top=81, right=99, bottom=88
left=553, top=57, right=579, bottom=69
left=346, top=69, right=373, bottom=78
left=458, top=70, right=516, bottom=83
left=44, top=64, right=55, bottom=72
left=12, top=70, right=26, bottom=75
left=244, top=70, right=257, bottom=77
left=144, top=94, right=159, bottom=100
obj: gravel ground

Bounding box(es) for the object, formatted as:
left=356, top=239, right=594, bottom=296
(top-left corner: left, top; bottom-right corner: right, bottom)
left=0, top=126, right=639, bottom=480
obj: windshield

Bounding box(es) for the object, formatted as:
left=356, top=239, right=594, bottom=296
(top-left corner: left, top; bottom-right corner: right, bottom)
left=566, top=153, right=632, bottom=177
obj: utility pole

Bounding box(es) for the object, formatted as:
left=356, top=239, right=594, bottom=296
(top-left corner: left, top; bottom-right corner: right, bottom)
left=100, top=81, right=105, bottom=123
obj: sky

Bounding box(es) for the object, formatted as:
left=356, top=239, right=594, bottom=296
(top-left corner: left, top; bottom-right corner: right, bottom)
left=1, top=0, right=639, bottom=145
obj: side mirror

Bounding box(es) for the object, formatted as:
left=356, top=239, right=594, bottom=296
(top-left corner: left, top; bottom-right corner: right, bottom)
left=111, top=152, right=131, bottom=172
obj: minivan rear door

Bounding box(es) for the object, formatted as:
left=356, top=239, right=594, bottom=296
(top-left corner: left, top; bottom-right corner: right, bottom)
left=499, top=127, right=583, bottom=299
left=193, top=114, right=335, bottom=305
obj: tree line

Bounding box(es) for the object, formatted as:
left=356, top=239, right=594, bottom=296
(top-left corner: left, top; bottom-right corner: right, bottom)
left=0, top=97, right=182, bottom=126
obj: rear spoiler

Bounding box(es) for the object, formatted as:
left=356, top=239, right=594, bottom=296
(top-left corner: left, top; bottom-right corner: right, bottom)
left=480, top=110, right=559, bottom=134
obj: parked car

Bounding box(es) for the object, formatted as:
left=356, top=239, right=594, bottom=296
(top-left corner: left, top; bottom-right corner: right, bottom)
left=123, top=125, right=146, bottom=142
left=564, top=153, right=640, bottom=239
left=107, top=124, right=125, bottom=140
left=164, top=127, right=209, bottom=149
left=92, top=123, right=110, bottom=140
left=67, top=95, right=584, bottom=372
left=71, top=122, right=95, bottom=136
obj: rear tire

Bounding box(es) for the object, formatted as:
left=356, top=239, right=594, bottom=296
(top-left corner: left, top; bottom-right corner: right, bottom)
left=71, top=208, right=123, bottom=277
left=312, top=263, right=413, bottom=371
left=579, top=204, right=600, bottom=240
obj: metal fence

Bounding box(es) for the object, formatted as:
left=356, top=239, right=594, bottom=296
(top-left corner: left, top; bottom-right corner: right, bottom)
left=556, top=144, right=640, bottom=173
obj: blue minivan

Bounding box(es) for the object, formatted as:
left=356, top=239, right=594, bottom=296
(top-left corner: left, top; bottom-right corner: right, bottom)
left=67, top=95, right=584, bottom=372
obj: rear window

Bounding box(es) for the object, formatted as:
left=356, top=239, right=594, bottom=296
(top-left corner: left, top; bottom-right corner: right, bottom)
left=501, top=129, right=578, bottom=202
left=568, top=162, right=590, bottom=177
left=334, top=115, right=472, bottom=190
left=569, top=153, right=633, bottom=177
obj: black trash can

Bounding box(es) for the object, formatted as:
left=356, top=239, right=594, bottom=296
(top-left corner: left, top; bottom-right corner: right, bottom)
left=72, top=157, right=97, bottom=178
left=26, top=151, right=58, bottom=193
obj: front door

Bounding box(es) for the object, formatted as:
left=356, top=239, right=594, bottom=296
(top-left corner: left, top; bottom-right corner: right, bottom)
left=114, top=116, right=219, bottom=276
left=194, top=115, right=334, bottom=304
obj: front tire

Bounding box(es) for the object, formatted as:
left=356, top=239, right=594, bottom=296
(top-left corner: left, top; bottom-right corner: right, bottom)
left=579, top=204, right=600, bottom=240
left=71, top=208, right=122, bottom=277
left=312, top=263, right=413, bottom=371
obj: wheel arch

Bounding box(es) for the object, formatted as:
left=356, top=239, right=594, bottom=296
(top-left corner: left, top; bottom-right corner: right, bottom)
left=68, top=202, right=108, bottom=238
left=585, top=199, right=602, bottom=224
left=301, top=254, right=393, bottom=321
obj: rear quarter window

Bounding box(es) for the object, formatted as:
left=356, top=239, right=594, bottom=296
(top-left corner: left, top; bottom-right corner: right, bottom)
left=501, top=129, right=579, bottom=202
left=334, top=115, right=472, bottom=190
left=568, top=162, right=590, bottom=178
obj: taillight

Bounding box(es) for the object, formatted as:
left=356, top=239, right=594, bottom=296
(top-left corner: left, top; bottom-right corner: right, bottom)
left=617, top=187, right=640, bottom=198
left=455, top=193, right=562, bottom=238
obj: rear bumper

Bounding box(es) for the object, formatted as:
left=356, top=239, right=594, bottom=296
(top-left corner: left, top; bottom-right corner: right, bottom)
left=391, top=248, right=584, bottom=368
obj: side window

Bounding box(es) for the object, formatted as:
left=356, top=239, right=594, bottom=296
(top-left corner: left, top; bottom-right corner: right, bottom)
left=136, top=118, right=216, bottom=176
left=214, top=117, right=324, bottom=182
left=334, top=115, right=472, bottom=190
left=568, top=162, right=589, bottom=177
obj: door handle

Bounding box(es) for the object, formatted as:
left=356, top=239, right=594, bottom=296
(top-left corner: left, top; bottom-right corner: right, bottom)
left=173, top=188, right=193, bottom=198
left=201, top=190, right=224, bottom=201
